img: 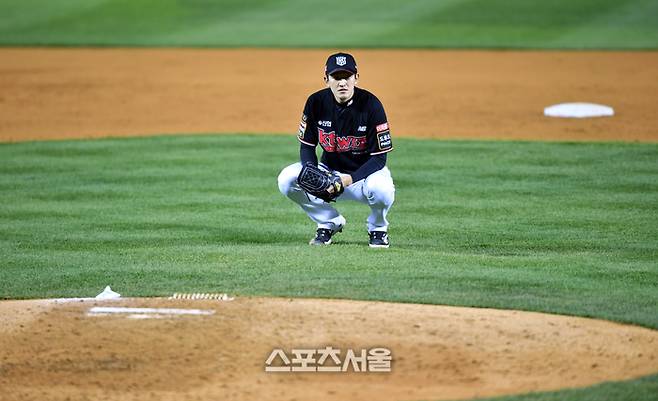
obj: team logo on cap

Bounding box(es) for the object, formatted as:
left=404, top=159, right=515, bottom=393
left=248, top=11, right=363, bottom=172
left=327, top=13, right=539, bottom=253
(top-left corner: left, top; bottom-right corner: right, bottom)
left=336, top=56, right=347, bottom=66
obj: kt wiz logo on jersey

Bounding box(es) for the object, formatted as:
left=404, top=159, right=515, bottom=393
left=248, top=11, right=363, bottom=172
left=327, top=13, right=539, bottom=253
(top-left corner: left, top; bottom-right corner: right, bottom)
left=318, top=128, right=367, bottom=153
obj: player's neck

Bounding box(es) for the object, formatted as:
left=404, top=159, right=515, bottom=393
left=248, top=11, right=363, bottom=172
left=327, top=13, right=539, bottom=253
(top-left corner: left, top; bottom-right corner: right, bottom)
left=332, top=89, right=356, bottom=106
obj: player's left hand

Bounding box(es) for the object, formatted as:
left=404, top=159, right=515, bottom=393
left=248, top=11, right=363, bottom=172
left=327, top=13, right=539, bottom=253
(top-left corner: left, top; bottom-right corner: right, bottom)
left=297, top=163, right=346, bottom=202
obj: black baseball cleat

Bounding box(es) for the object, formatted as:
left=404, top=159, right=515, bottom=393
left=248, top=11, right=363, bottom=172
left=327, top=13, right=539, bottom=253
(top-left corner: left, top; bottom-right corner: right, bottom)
left=309, top=226, right=343, bottom=245
left=368, top=231, right=390, bottom=248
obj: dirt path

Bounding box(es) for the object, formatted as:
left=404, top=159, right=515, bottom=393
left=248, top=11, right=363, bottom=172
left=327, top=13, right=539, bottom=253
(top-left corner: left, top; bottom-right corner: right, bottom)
left=1, top=48, right=657, bottom=142
left=1, top=297, right=657, bottom=401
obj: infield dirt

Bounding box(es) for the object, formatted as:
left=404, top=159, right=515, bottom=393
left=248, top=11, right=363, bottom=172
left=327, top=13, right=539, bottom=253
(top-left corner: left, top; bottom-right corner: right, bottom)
left=1, top=48, right=657, bottom=142
left=1, top=297, right=657, bottom=401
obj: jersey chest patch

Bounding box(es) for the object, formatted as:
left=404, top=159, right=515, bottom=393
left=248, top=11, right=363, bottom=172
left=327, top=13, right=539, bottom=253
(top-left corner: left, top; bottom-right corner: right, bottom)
left=318, top=128, right=367, bottom=153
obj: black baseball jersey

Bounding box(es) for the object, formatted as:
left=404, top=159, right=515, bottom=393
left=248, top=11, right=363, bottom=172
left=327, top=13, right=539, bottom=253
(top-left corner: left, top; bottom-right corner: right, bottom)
left=297, top=87, right=393, bottom=174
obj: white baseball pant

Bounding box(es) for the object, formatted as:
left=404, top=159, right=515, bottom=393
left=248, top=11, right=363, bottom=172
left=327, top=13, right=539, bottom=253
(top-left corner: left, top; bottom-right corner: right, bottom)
left=277, top=162, right=395, bottom=232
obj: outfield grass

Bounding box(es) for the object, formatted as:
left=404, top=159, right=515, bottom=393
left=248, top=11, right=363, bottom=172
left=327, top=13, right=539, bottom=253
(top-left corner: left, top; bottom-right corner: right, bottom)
left=1, top=134, right=657, bottom=400
left=1, top=0, right=657, bottom=49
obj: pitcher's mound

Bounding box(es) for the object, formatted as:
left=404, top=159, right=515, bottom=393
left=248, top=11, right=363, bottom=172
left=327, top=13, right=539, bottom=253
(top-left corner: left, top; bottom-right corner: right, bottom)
left=1, top=297, right=657, bottom=401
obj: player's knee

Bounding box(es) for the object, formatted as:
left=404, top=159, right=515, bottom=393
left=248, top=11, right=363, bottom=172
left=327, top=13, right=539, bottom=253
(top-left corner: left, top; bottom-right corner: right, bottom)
left=364, top=175, right=395, bottom=206
left=277, top=163, right=302, bottom=196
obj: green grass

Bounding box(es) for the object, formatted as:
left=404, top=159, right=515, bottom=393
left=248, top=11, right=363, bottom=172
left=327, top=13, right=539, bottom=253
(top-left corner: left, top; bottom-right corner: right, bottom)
left=1, top=134, right=657, bottom=400
left=1, top=134, right=656, bottom=324
left=1, top=0, right=657, bottom=49
left=465, top=374, right=658, bottom=401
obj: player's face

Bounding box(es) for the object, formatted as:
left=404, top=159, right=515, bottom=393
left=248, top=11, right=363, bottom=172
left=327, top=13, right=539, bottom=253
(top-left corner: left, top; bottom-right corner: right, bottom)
left=326, top=71, right=358, bottom=104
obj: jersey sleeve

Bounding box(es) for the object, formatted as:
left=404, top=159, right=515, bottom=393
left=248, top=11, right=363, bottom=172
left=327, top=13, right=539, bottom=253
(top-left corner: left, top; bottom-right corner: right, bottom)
left=297, top=96, right=317, bottom=147
left=367, top=97, right=393, bottom=155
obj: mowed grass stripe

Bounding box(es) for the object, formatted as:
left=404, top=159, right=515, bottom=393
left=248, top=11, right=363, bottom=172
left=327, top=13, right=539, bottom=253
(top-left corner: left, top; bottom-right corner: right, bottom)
left=0, top=0, right=657, bottom=49
left=1, top=134, right=656, bottom=332
left=1, top=134, right=658, bottom=401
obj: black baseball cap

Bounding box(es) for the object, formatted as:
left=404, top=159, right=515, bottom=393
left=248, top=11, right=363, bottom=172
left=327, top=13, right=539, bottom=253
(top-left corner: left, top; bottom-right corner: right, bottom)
left=325, top=52, right=358, bottom=76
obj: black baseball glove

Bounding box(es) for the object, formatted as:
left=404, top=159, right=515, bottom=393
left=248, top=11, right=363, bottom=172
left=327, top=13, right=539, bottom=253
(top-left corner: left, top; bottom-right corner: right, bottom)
left=297, top=163, right=345, bottom=202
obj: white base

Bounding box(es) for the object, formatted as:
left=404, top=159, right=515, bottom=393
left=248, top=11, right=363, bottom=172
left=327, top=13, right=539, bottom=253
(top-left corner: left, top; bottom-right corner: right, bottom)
left=544, top=103, right=614, bottom=118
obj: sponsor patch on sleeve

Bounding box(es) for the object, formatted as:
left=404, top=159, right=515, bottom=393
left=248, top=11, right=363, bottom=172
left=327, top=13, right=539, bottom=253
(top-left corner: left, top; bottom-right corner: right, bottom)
left=377, top=131, right=392, bottom=150
left=376, top=122, right=389, bottom=133
left=298, top=114, right=307, bottom=138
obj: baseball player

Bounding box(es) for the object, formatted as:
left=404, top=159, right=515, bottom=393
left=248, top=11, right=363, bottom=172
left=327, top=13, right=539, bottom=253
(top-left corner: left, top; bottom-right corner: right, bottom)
left=277, top=52, right=395, bottom=248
